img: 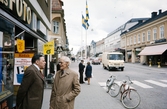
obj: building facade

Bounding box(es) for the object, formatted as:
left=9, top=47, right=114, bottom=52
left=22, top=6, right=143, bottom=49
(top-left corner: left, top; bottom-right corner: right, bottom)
left=105, top=18, right=149, bottom=55
left=0, top=0, right=52, bottom=108
left=121, top=10, right=167, bottom=66
left=96, top=38, right=104, bottom=56
left=48, top=0, right=69, bottom=63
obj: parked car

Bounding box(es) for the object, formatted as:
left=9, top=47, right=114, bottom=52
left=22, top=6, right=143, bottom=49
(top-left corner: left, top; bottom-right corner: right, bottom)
left=92, top=57, right=101, bottom=65
left=98, top=54, right=102, bottom=62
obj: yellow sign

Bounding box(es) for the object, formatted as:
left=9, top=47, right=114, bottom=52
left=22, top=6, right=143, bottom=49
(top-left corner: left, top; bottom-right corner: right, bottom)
left=43, top=40, right=54, bottom=55
left=17, top=39, right=25, bottom=53
left=15, top=53, right=34, bottom=58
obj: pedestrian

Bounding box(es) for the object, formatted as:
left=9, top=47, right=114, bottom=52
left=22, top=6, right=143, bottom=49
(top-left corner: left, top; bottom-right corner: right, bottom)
left=47, top=72, right=55, bottom=84
left=85, top=62, right=92, bottom=85
left=16, top=54, right=46, bottom=109
left=78, top=60, right=85, bottom=84
left=57, top=58, right=60, bottom=71
left=49, top=56, right=80, bottom=109
left=50, top=59, right=55, bottom=74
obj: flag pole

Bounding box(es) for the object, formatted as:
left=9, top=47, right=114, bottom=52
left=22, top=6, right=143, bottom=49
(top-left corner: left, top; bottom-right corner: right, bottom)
left=85, top=28, right=87, bottom=60
left=81, top=12, right=83, bottom=59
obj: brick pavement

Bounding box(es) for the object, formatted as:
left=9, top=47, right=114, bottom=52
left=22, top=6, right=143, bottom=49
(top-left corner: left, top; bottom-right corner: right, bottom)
left=42, top=62, right=124, bottom=109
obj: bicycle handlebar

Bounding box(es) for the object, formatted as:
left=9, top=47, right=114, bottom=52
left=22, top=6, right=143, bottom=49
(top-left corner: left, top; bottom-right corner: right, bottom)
left=126, top=75, right=133, bottom=84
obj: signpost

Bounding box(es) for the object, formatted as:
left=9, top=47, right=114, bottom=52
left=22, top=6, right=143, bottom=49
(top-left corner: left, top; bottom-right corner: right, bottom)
left=43, top=40, right=54, bottom=55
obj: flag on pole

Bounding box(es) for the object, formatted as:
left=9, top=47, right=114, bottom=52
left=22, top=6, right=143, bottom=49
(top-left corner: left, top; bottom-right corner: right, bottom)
left=82, top=15, right=89, bottom=30
left=85, top=0, right=89, bottom=22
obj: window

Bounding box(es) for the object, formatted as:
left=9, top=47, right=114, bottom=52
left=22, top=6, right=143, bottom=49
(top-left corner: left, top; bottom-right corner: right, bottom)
left=53, top=21, right=59, bottom=34
left=134, top=35, right=136, bottom=44
left=0, top=17, right=15, bottom=93
left=142, top=32, right=145, bottom=42
left=127, top=37, right=129, bottom=46
left=130, top=36, right=132, bottom=45
left=138, top=34, right=140, bottom=43
left=147, top=30, right=150, bottom=41
left=160, top=26, right=164, bottom=38
left=153, top=28, right=157, bottom=40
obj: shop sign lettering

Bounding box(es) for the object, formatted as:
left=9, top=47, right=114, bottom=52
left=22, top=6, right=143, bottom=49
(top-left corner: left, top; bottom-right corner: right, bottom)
left=0, top=0, right=32, bottom=24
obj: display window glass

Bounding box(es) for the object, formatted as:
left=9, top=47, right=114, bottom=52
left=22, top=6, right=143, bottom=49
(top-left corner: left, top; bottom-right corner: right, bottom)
left=0, top=16, right=15, bottom=93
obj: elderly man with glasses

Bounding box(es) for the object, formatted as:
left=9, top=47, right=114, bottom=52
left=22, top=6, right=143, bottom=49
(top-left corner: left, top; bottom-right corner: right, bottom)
left=50, top=56, right=81, bottom=109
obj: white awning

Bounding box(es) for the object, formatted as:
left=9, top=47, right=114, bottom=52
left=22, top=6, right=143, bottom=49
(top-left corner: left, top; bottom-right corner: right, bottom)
left=138, top=44, right=167, bottom=55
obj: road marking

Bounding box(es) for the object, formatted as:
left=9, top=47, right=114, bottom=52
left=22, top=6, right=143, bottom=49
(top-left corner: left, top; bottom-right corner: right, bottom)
left=132, top=80, right=153, bottom=88
left=145, top=80, right=167, bottom=87
left=160, top=80, right=167, bottom=83
left=98, top=82, right=106, bottom=87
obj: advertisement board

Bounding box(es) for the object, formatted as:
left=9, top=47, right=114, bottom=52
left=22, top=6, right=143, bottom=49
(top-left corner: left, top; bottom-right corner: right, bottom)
left=13, top=53, right=34, bottom=85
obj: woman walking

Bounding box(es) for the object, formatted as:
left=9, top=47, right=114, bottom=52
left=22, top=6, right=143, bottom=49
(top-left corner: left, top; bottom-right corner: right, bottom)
left=85, top=62, right=92, bottom=85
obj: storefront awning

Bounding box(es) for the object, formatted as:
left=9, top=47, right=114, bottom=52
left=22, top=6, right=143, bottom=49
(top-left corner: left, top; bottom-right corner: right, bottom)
left=138, top=44, right=167, bottom=55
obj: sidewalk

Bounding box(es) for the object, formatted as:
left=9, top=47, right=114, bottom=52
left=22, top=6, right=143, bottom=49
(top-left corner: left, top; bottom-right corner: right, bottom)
left=125, top=63, right=167, bottom=72
left=42, top=62, right=124, bottom=109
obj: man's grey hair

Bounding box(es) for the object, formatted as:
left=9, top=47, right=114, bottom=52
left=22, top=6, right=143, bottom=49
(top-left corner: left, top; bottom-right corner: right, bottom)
left=60, top=56, right=71, bottom=65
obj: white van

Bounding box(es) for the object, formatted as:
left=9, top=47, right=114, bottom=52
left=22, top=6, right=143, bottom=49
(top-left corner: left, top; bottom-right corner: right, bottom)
left=102, top=52, right=124, bottom=71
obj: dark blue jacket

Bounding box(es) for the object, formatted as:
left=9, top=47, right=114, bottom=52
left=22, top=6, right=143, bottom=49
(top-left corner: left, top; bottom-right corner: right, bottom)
left=85, top=65, right=92, bottom=78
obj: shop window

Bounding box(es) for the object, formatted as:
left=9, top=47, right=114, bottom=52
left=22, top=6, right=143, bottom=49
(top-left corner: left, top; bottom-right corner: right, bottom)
left=0, top=17, right=15, bottom=94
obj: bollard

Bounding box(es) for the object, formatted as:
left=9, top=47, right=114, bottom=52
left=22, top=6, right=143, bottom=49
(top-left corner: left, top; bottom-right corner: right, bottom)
left=149, top=61, right=152, bottom=67
left=157, top=62, right=161, bottom=68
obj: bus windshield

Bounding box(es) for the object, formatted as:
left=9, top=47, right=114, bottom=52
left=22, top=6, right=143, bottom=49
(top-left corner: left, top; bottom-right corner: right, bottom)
left=108, top=54, right=124, bottom=60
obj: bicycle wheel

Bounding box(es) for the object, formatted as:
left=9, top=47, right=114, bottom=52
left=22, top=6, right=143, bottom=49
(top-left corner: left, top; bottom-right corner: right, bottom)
left=121, top=89, right=141, bottom=109
left=108, top=83, right=120, bottom=97
left=106, top=80, right=110, bottom=93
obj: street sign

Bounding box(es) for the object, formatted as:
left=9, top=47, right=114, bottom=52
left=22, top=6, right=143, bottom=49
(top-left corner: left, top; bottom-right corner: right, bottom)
left=17, top=39, right=25, bottom=53
left=43, top=40, right=54, bottom=55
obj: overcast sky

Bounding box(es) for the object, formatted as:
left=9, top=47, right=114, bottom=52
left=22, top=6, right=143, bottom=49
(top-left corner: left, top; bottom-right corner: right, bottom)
left=62, top=0, right=166, bottom=55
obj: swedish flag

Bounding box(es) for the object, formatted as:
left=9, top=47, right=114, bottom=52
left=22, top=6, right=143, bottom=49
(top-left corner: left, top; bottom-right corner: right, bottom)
left=85, top=0, right=89, bottom=22
left=82, top=15, right=89, bottom=30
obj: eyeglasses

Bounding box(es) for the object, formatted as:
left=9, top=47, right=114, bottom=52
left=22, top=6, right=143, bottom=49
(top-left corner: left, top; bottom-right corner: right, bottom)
left=59, top=61, right=68, bottom=65
left=59, top=62, right=63, bottom=64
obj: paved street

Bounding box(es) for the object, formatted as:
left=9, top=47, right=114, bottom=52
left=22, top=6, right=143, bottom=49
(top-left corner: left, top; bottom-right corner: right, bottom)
left=42, top=61, right=125, bottom=109
left=42, top=61, right=167, bottom=109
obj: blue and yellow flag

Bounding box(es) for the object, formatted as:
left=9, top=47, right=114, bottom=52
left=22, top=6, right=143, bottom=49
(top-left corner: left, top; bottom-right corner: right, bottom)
left=85, top=0, right=89, bottom=22
left=82, top=15, right=89, bottom=30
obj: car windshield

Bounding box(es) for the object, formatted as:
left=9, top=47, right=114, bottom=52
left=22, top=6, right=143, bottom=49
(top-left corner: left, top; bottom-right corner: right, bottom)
left=108, top=54, right=124, bottom=60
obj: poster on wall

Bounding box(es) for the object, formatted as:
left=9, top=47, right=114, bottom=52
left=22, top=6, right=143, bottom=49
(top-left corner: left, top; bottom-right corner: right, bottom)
left=13, top=53, right=34, bottom=85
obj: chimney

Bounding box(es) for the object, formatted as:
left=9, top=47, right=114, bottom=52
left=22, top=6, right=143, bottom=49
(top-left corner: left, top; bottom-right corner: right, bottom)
left=159, top=9, right=162, bottom=14
left=151, top=12, right=157, bottom=18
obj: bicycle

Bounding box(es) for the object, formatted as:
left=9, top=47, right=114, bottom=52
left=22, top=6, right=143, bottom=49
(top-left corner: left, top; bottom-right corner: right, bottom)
left=106, top=75, right=120, bottom=97
left=119, top=76, right=141, bottom=109
left=106, top=75, right=141, bottom=109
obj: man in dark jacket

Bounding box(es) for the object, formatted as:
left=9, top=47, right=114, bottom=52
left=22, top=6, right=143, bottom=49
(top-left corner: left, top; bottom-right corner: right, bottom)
left=16, top=54, right=46, bottom=109
left=50, top=59, right=55, bottom=73
left=78, top=60, right=85, bottom=84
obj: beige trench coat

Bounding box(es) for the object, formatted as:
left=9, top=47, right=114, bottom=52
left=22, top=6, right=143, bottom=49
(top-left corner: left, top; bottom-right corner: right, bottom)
left=50, top=68, right=81, bottom=109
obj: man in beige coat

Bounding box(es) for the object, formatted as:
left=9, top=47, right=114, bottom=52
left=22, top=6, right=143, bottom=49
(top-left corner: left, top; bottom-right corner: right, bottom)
left=16, top=54, right=46, bottom=109
left=50, top=56, right=81, bottom=109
